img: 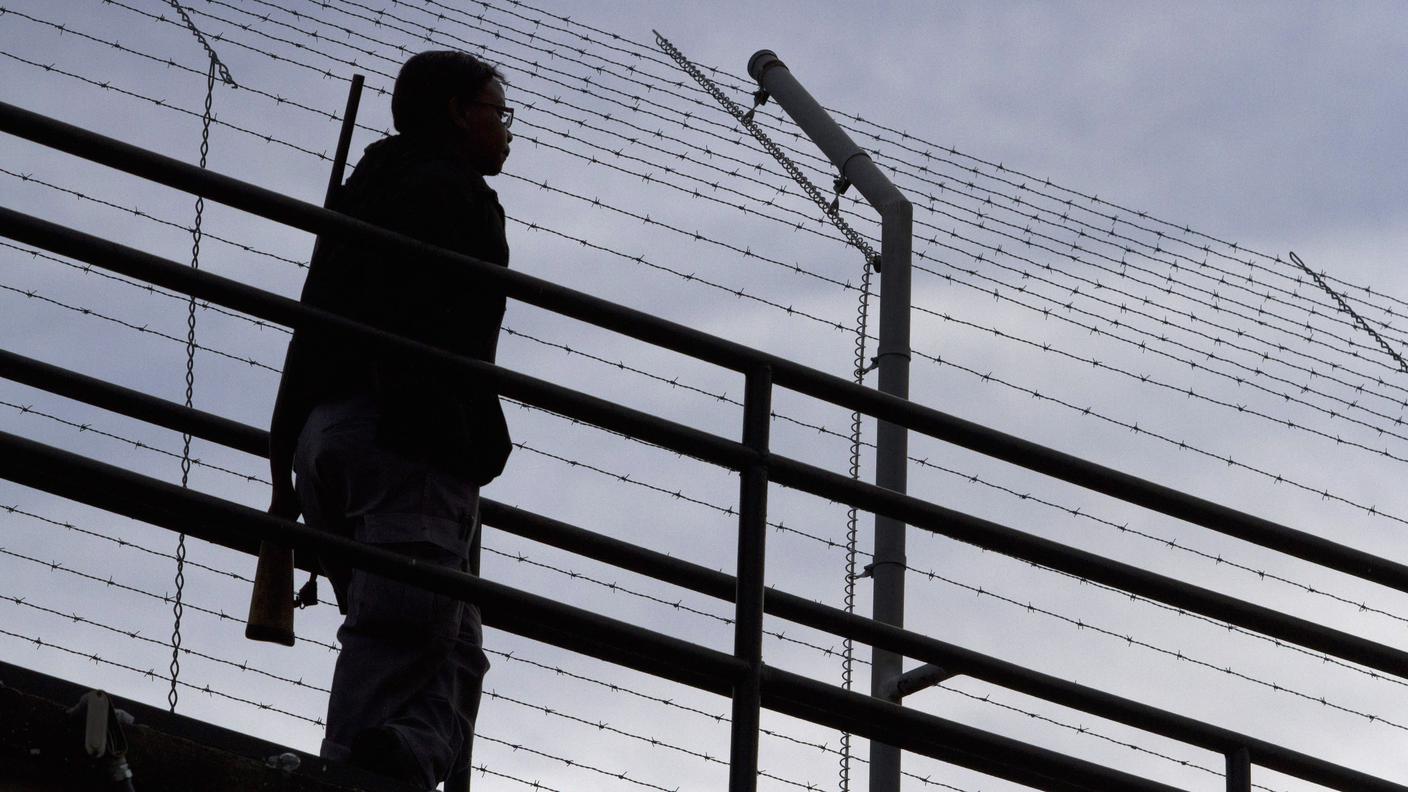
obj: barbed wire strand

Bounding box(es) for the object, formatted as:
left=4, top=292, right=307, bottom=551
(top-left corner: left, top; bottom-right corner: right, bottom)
left=2, top=502, right=249, bottom=583
left=0, top=280, right=281, bottom=374
left=470, top=0, right=1408, bottom=324
left=500, top=326, right=1408, bottom=626
left=9, top=233, right=1408, bottom=634
left=0, top=237, right=293, bottom=333
left=0, top=398, right=266, bottom=484
left=378, top=0, right=1408, bottom=339
left=11, top=0, right=1408, bottom=738
left=0, top=589, right=837, bottom=792
left=8, top=274, right=1408, bottom=641
left=503, top=410, right=1408, bottom=700
left=2, top=434, right=1397, bottom=768
left=16, top=7, right=1402, bottom=419
left=0, top=521, right=1296, bottom=791
left=1290, top=251, right=1408, bottom=376
left=0, top=623, right=320, bottom=722
left=897, top=558, right=1408, bottom=731
left=187, top=0, right=1408, bottom=360
left=0, top=501, right=922, bottom=784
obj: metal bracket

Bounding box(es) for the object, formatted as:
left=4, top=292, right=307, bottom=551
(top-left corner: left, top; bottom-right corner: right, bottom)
left=741, top=89, right=770, bottom=124
left=67, top=690, right=134, bottom=786
left=879, top=663, right=958, bottom=701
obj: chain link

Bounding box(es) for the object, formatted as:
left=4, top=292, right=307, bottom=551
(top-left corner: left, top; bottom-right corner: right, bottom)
left=1290, top=251, right=1408, bottom=375
left=653, top=31, right=879, bottom=269
left=162, top=0, right=237, bottom=87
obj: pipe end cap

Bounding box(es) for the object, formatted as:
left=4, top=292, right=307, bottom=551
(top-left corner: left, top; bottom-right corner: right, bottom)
left=747, top=50, right=783, bottom=83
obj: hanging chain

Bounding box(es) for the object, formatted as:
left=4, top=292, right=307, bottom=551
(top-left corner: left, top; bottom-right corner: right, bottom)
left=169, top=59, right=215, bottom=714
left=654, top=32, right=879, bottom=792
left=161, top=0, right=233, bottom=716
left=654, top=32, right=880, bottom=268
left=1289, top=251, right=1408, bottom=375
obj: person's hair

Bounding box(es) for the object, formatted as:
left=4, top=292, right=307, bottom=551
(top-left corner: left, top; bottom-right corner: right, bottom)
left=391, top=50, right=504, bottom=139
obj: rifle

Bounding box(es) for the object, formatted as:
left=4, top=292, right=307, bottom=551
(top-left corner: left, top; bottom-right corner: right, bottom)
left=245, top=74, right=364, bottom=646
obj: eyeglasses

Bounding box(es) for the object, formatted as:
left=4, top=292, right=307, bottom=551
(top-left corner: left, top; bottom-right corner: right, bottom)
left=474, top=101, right=514, bottom=129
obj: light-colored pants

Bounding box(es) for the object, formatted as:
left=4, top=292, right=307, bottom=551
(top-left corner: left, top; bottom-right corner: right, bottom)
left=295, top=396, right=488, bottom=790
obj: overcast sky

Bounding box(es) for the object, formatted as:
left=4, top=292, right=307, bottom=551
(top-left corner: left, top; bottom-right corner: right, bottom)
left=3, top=2, right=1408, bottom=790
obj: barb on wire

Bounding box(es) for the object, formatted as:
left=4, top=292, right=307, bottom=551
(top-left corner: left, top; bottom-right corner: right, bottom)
left=0, top=398, right=267, bottom=485
left=474, top=733, right=681, bottom=792
left=1290, top=251, right=1408, bottom=375
left=899, top=559, right=1408, bottom=731
left=0, top=279, right=281, bottom=373
left=0, top=50, right=329, bottom=162
left=484, top=688, right=827, bottom=791
left=508, top=437, right=862, bottom=558
left=3, top=502, right=248, bottom=582
left=916, top=232, right=1408, bottom=413
left=483, top=543, right=856, bottom=664
left=161, top=0, right=237, bottom=87
left=913, top=330, right=1408, bottom=528
left=1, top=237, right=294, bottom=330
left=0, top=544, right=341, bottom=652
left=504, top=320, right=1408, bottom=627
left=0, top=624, right=319, bottom=723
left=1, top=592, right=330, bottom=693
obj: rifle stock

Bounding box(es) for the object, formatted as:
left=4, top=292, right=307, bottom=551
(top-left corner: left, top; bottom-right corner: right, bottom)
left=245, top=540, right=295, bottom=645
left=241, top=73, right=363, bottom=648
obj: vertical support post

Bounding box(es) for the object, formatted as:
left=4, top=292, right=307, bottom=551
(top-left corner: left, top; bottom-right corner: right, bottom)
left=729, top=364, right=772, bottom=792
left=1226, top=746, right=1251, bottom=792
left=869, top=190, right=912, bottom=792
left=747, top=50, right=913, bottom=792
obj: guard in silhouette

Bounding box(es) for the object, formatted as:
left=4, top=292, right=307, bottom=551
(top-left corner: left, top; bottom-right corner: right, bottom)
left=267, top=50, right=514, bottom=790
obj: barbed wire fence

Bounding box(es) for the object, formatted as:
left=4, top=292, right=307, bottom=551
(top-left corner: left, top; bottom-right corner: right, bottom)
left=3, top=1, right=1408, bottom=790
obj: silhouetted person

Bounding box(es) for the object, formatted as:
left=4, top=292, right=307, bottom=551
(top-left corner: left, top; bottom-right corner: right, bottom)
left=268, top=50, right=514, bottom=790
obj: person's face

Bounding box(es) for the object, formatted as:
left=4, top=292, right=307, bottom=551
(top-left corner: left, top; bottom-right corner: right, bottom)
left=450, top=78, right=513, bottom=176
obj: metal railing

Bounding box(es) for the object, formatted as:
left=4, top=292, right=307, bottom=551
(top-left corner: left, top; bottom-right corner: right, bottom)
left=1, top=99, right=1406, bottom=791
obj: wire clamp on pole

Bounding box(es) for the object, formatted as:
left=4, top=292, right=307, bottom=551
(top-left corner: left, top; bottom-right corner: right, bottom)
left=741, top=89, right=769, bottom=123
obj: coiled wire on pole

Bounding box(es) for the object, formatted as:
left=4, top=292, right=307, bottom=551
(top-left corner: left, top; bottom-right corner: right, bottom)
left=838, top=260, right=874, bottom=792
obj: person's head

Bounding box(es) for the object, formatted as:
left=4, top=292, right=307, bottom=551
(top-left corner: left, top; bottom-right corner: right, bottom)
left=392, top=50, right=513, bottom=175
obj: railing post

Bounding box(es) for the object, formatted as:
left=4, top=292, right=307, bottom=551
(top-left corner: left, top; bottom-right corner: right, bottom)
left=729, top=364, right=772, bottom=792
left=1227, top=746, right=1251, bottom=792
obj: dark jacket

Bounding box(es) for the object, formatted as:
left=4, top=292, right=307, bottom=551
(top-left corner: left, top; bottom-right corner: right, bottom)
left=270, top=134, right=512, bottom=493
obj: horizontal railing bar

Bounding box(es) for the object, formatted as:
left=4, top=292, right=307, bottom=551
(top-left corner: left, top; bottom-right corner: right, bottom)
left=0, top=206, right=754, bottom=471
left=486, top=503, right=1407, bottom=792
left=765, top=455, right=1408, bottom=677
left=3, top=348, right=1403, bottom=790
left=1, top=98, right=1403, bottom=600
left=0, top=347, right=267, bottom=456
left=0, top=429, right=1183, bottom=792
left=2, top=208, right=1405, bottom=680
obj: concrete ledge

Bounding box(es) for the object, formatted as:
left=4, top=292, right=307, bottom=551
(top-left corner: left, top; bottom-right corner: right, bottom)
left=0, top=658, right=417, bottom=792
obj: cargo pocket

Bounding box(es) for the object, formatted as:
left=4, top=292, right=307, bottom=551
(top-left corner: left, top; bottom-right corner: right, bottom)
left=343, top=512, right=469, bottom=641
